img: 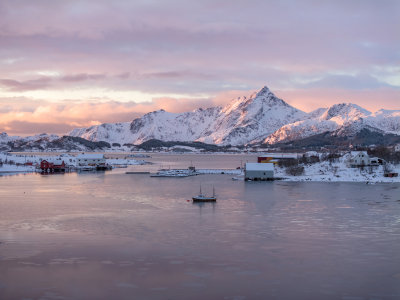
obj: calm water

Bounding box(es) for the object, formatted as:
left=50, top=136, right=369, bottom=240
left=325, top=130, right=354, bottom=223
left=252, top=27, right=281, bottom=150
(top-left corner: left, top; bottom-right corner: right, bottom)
left=1, top=154, right=400, bottom=299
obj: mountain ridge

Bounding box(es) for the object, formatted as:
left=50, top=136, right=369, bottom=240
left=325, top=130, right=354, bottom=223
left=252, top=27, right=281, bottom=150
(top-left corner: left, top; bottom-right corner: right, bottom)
left=2, top=86, right=399, bottom=149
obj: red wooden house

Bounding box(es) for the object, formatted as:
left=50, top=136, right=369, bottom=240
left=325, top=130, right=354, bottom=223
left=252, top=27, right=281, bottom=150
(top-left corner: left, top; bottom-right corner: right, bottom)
left=40, top=159, right=66, bottom=173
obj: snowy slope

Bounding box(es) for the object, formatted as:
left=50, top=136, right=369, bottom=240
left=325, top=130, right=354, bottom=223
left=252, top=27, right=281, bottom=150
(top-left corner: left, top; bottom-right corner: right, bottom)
left=0, top=132, right=20, bottom=143
left=69, top=107, right=221, bottom=145
left=0, top=132, right=114, bottom=152
left=129, top=107, right=221, bottom=144
left=0, top=132, right=59, bottom=149
left=264, top=103, right=374, bottom=144
left=197, top=86, right=306, bottom=145
left=68, top=122, right=133, bottom=145
left=365, top=109, right=400, bottom=135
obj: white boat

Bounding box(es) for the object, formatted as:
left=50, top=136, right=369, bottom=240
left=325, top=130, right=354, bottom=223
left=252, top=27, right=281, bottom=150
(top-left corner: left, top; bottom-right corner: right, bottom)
left=151, top=168, right=199, bottom=177
left=192, top=185, right=217, bottom=202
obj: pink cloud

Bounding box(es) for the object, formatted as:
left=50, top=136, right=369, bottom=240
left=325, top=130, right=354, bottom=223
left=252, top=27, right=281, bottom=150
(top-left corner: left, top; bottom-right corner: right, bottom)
left=61, top=73, right=107, bottom=82
left=0, top=77, right=52, bottom=91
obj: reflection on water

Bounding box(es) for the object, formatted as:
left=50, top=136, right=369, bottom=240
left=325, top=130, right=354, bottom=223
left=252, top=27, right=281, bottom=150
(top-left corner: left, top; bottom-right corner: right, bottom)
left=1, top=154, right=400, bottom=299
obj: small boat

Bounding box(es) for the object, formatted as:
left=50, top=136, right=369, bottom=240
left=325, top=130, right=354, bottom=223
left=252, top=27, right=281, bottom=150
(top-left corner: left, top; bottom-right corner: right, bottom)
left=192, top=185, right=217, bottom=202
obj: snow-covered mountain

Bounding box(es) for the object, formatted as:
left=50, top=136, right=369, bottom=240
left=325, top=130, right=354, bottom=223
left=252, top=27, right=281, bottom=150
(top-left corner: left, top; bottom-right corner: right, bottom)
left=366, top=109, right=400, bottom=134
left=68, top=86, right=307, bottom=146
left=264, top=103, right=400, bottom=144
left=0, top=132, right=112, bottom=152
left=2, top=86, right=399, bottom=149
left=264, top=103, right=372, bottom=144
left=0, top=133, right=59, bottom=148
left=197, top=86, right=307, bottom=144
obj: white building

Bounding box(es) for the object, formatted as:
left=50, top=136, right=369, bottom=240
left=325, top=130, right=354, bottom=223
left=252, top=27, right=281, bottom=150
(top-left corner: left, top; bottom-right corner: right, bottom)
left=59, top=154, right=76, bottom=166
left=245, top=163, right=274, bottom=181
left=76, top=153, right=106, bottom=167
left=346, top=151, right=370, bottom=167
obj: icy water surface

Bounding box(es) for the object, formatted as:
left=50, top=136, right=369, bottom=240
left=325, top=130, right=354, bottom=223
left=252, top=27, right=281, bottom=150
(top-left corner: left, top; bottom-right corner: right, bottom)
left=0, top=154, right=400, bottom=299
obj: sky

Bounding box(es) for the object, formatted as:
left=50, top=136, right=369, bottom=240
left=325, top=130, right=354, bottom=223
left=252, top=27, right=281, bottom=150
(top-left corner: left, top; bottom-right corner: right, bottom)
left=0, top=0, right=399, bottom=136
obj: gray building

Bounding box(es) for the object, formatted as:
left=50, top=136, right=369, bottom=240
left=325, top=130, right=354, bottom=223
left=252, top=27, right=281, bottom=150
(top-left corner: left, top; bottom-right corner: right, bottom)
left=245, top=163, right=274, bottom=181
left=76, top=153, right=106, bottom=167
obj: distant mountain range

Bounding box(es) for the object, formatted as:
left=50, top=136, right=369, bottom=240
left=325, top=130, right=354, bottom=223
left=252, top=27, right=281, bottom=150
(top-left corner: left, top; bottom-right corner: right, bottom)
left=67, top=86, right=400, bottom=146
left=1, top=86, right=400, bottom=151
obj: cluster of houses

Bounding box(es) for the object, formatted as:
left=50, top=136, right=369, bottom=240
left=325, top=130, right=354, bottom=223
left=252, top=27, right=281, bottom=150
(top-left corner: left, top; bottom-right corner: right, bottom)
left=345, top=151, right=385, bottom=168
left=39, top=153, right=110, bottom=173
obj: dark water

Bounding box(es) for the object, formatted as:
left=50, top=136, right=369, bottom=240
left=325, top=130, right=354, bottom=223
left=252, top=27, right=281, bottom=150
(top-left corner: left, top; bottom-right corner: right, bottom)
left=1, top=155, right=400, bottom=299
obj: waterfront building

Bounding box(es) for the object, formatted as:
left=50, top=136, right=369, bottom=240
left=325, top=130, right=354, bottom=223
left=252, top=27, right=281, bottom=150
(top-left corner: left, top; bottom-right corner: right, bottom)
left=245, top=163, right=274, bottom=181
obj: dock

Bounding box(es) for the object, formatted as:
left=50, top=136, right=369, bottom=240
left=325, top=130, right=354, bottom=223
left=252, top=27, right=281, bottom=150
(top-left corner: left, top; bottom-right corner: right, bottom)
left=126, top=171, right=150, bottom=174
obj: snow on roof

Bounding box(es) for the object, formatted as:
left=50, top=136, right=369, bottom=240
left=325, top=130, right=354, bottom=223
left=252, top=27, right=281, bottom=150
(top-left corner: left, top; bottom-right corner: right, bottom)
left=304, top=151, right=319, bottom=157
left=350, top=151, right=368, bottom=157
left=76, top=153, right=105, bottom=159
left=245, top=163, right=274, bottom=171
left=43, top=157, right=64, bottom=164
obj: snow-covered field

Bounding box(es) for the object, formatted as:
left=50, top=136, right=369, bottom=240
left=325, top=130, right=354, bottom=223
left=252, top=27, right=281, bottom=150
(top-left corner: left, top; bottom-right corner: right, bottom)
left=275, top=161, right=400, bottom=183
left=0, top=153, right=38, bottom=173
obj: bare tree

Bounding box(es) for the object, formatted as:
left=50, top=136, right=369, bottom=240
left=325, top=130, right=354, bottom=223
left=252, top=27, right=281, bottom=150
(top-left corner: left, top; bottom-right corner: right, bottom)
left=286, top=165, right=305, bottom=176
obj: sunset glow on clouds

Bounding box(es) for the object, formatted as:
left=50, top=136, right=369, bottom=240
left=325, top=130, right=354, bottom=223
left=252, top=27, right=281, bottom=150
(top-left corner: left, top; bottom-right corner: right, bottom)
left=0, top=0, right=399, bottom=135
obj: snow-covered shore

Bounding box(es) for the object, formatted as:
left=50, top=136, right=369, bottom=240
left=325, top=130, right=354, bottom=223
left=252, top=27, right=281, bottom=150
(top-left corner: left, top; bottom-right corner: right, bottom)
left=275, top=161, right=400, bottom=183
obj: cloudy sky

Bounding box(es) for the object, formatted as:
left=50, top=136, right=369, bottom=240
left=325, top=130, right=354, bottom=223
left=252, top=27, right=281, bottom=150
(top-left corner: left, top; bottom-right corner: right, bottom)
left=0, top=0, right=399, bottom=135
